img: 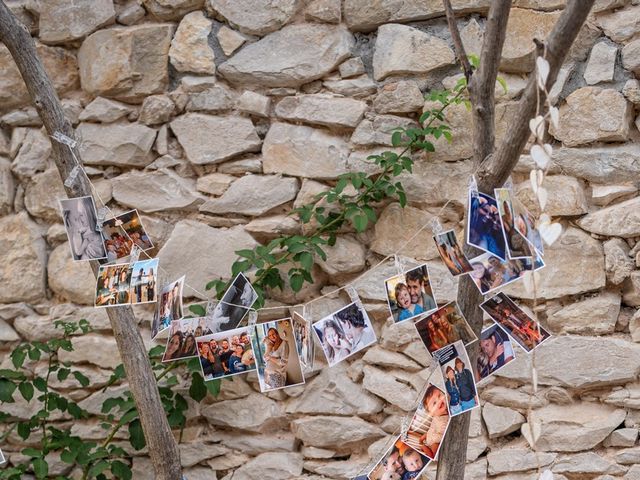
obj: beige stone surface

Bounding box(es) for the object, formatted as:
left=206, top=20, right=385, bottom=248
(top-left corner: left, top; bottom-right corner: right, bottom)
left=482, top=403, right=526, bottom=439
left=292, top=415, right=385, bottom=448
left=39, top=0, right=115, bottom=44
left=169, top=11, right=215, bottom=74
left=209, top=0, right=298, bottom=36
left=47, top=243, right=95, bottom=305
left=596, top=4, right=640, bottom=42
left=275, top=94, right=367, bottom=128
left=584, top=41, right=617, bottom=85
left=578, top=197, right=640, bottom=238
left=547, top=292, right=621, bottom=335
left=142, top=0, right=204, bottom=20
left=515, top=175, right=588, bottom=217
left=77, top=122, right=157, bottom=167
left=78, top=97, right=136, bottom=123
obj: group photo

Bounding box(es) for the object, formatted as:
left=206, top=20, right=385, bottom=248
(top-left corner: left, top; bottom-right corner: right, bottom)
left=102, top=209, right=153, bottom=262
left=293, top=312, right=314, bottom=371
left=60, top=196, right=107, bottom=261
left=469, top=251, right=545, bottom=295
left=435, top=341, right=479, bottom=416
left=95, top=263, right=132, bottom=307
left=128, top=258, right=158, bottom=305
left=196, top=327, right=256, bottom=381
left=403, top=383, right=450, bottom=461
left=208, top=273, right=258, bottom=333
left=467, top=191, right=507, bottom=261
left=384, top=264, right=437, bottom=323
left=433, top=230, right=473, bottom=277
left=367, top=437, right=430, bottom=480
left=254, top=318, right=305, bottom=393
left=151, top=276, right=185, bottom=340
left=414, top=302, right=476, bottom=354
left=474, top=324, right=516, bottom=382
left=313, top=302, right=377, bottom=367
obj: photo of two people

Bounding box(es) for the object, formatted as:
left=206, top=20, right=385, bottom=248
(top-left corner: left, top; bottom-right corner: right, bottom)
left=384, top=264, right=437, bottom=324
left=403, top=383, right=450, bottom=461
left=474, top=323, right=516, bottom=382
left=495, top=188, right=544, bottom=258
left=196, top=327, right=256, bottom=381
left=433, top=230, right=473, bottom=277
left=467, top=191, right=507, bottom=261
left=151, top=276, right=185, bottom=340
left=162, top=317, right=215, bottom=362
left=434, top=341, right=479, bottom=416
left=367, top=437, right=430, bottom=480
left=414, top=302, right=476, bottom=354
left=469, top=251, right=545, bottom=295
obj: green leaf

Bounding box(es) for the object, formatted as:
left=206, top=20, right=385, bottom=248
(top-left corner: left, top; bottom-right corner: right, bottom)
left=32, top=458, right=48, bottom=479
left=496, top=75, right=508, bottom=94
left=0, top=379, right=17, bottom=403
left=32, top=377, right=46, bottom=393
left=57, top=368, right=70, bottom=382
left=188, top=304, right=206, bottom=317
left=335, top=176, right=348, bottom=194
left=17, top=422, right=31, bottom=440
left=72, top=371, right=90, bottom=388
left=468, top=53, right=480, bottom=69
left=27, top=347, right=41, bottom=361
left=231, top=260, right=251, bottom=276
left=88, top=460, right=110, bottom=477
left=111, top=460, right=133, bottom=480
left=0, top=369, right=25, bottom=381
left=128, top=419, right=146, bottom=450
left=290, top=274, right=304, bottom=292
left=391, top=131, right=403, bottom=147
left=205, top=378, right=221, bottom=397
left=418, top=111, right=430, bottom=124
left=21, top=448, right=41, bottom=457
left=235, top=249, right=255, bottom=260
left=18, top=382, right=34, bottom=402
left=352, top=214, right=368, bottom=233
left=11, top=347, right=27, bottom=369
left=189, top=372, right=207, bottom=402
left=298, top=251, right=313, bottom=272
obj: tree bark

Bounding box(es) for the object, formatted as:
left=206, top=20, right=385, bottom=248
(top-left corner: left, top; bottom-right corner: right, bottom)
left=0, top=3, right=183, bottom=479
left=436, top=1, right=595, bottom=479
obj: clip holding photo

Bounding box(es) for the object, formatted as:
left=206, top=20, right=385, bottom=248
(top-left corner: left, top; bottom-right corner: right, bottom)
left=63, top=165, right=82, bottom=188
left=468, top=174, right=479, bottom=197
left=51, top=130, right=78, bottom=149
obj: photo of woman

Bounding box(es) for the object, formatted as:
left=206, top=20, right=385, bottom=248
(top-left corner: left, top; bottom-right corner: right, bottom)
left=433, top=230, right=473, bottom=276
left=128, top=258, right=159, bottom=305
left=95, top=263, right=131, bottom=307
left=162, top=317, right=208, bottom=362
left=469, top=252, right=545, bottom=295
left=253, top=318, right=305, bottom=393
left=208, top=273, right=258, bottom=333
left=384, top=264, right=437, bottom=324
left=151, top=276, right=185, bottom=340
left=404, top=383, right=450, bottom=460
left=433, top=340, right=479, bottom=416
left=467, top=191, right=507, bottom=261
left=292, top=312, right=314, bottom=371
left=474, top=323, right=516, bottom=381
left=415, top=302, right=476, bottom=354
left=60, top=196, right=107, bottom=261
left=495, top=188, right=544, bottom=257
left=196, top=327, right=256, bottom=381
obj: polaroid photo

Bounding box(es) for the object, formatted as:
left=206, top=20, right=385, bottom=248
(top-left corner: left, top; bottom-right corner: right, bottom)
left=474, top=323, right=516, bottom=382
left=196, top=326, right=256, bottom=381
left=415, top=302, right=476, bottom=354
left=151, top=276, right=185, bottom=340
left=253, top=318, right=305, bottom=393
left=367, top=436, right=430, bottom=480
left=480, top=292, right=551, bottom=353
left=312, top=301, right=377, bottom=367
left=208, top=273, right=259, bottom=334
left=129, top=258, right=159, bottom=305
left=467, top=191, right=508, bottom=261
left=95, top=263, right=132, bottom=307
left=59, top=196, right=107, bottom=261
left=403, top=383, right=451, bottom=461
left=433, top=229, right=473, bottom=277
left=162, top=316, right=215, bottom=362
left=495, top=188, right=544, bottom=257
left=292, top=311, right=315, bottom=371
left=433, top=340, right=480, bottom=417
left=468, top=251, right=545, bottom=295
left=0, top=448, right=5, bottom=465
left=384, top=264, right=438, bottom=324
left=102, top=209, right=153, bottom=263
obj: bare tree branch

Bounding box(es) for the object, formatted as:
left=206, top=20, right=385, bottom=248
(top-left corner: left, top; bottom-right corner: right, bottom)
left=443, top=0, right=473, bottom=81
left=0, top=2, right=183, bottom=479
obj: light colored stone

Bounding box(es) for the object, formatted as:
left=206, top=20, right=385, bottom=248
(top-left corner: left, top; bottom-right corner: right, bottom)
left=59, top=334, right=121, bottom=369
left=362, top=365, right=421, bottom=410
left=596, top=4, right=640, bottom=42
left=142, top=0, right=204, bottom=20
left=624, top=272, right=640, bottom=307
left=626, top=464, right=640, bottom=480
left=351, top=114, right=418, bottom=147
left=461, top=18, right=483, bottom=56
left=23, top=168, right=69, bottom=223
left=373, top=24, right=455, bottom=81
left=305, top=0, right=341, bottom=23
left=616, top=446, right=640, bottom=464
left=47, top=243, right=95, bottom=305
left=39, top=0, right=115, bottom=44
left=400, top=157, right=474, bottom=207
left=209, top=0, right=298, bottom=36
left=553, top=452, right=625, bottom=475
left=200, top=174, right=298, bottom=216
left=139, top=95, right=175, bottom=125
left=78, top=24, right=174, bottom=101
left=11, top=128, right=51, bottom=178
left=179, top=442, right=228, bottom=467
left=501, top=8, right=560, bottom=72
left=292, top=415, right=384, bottom=448
left=324, top=75, right=377, bottom=97
left=117, top=0, right=146, bottom=25
left=214, top=432, right=296, bottom=456
left=503, top=227, right=605, bottom=300
left=158, top=220, right=258, bottom=298
left=218, top=156, right=262, bottom=174
left=623, top=79, right=640, bottom=105
left=584, top=41, right=618, bottom=85
left=219, top=24, right=353, bottom=87
left=78, top=97, right=136, bottom=123
left=604, top=238, right=635, bottom=285
left=202, top=393, right=284, bottom=431
left=185, top=83, right=236, bottom=113
left=630, top=310, right=640, bottom=341
left=0, top=158, right=14, bottom=215
left=487, top=448, right=556, bottom=475
left=275, top=94, right=367, bottom=128
left=77, top=122, right=156, bottom=167
left=579, top=197, right=640, bottom=238
left=232, top=452, right=303, bottom=480
left=262, top=122, right=350, bottom=179
left=605, top=428, right=639, bottom=447
left=373, top=81, right=424, bottom=113
left=196, top=173, right=235, bottom=196
left=339, top=57, right=365, bottom=78
left=516, top=175, right=588, bottom=217
left=483, top=403, right=525, bottom=439
left=1, top=107, right=40, bottom=127
left=548, top=292, right=621, bottom=335
left=238, top=91, right=271, bottom=117
left=592, top=184, right=638, bottom=206
left=169, top=11, right=215, bottom=74
left=549, top=63, right=575, bottom=104
left=316, top=236, right=366, bottom=276
left=245, top=215, right=299, bottom=237
left=0, top=318, right=19, bottom=341
left=112, top=169, right=203, bottom=212
left=217, top=25, right=246, bottom=56
left=362, top=346, right=422, bottom=371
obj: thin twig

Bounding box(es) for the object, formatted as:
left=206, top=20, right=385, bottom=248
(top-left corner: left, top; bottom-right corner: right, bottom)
left=443, top=0, right=473, bottom=81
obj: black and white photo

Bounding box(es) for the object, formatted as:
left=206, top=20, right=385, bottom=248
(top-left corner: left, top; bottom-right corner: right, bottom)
left=59, top=196, right=107, bottom=261
left=208, top=273, right=258, bottom=333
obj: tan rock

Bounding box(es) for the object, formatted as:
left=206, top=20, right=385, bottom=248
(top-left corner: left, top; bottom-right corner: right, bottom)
left=77, top=122, right=157, bottom=167
left=11, top=128, right=51, bottom=178
left=217, top=25, right=246, bottom=56
left=372, top=24, right=455, bottom=81
left=232, top=452, right=303, bottom=480
left=238, top=91, right=271, bottom=117
left=596, top=4, right=640, bottom=42
left=373, top=80, right=424, bottom=114
left=218, top=156, right=262, bottom=174
left=142, top=0, right=204, bottom=20
left=275, top=94, right=367, bottom=128
left=184, top=83, right=236, bottom=113
left=361, top=345, right=422, bottom=371
left=39, top=0, right=115, bottom=44
left=592, top=184, right=638, bottom=206
left=316, top=235, right=366, bottom=276
left=305, top=0, right=341, bottom=23
left=603, top=238, right=635, bottom=285
left=78, top=24, right=174, bottom=102
left=483, top=403, right=525, bottom=439
left=362, top=365, right=421, bottom=410
left=209, top=0, right=298, bottom=36
left=547, top=292, right=620, bottom=335
left=515, top=175, right=588, bottom=217
left=552, top=452, right=624, bottom=476
left=623, top=79, right=640, bottom=105
left=624, top=272, right=640, bottom=307
left=196, top=173, right=235, bottom=196
left=622, top=39, right=640, bottom=75
left=78, top=97, right=136, bottom=123
left=59, top=333, right=121, bottom=369
left=0, top=158, right=14, bottom=215
left=48, top=244, right=95, bottom=305
left=400, top=157, right=474, bottom=207
left=488, top=448, right=555, bottom=476
left=139, top=95, right=175, bottom=125
left=292, top=415, right=385, bottom=448
left=323, top=75, right=377, bottom=97
left=584, top=41, right=617, bottom=85
left=169, top=11, right=215, bottom=74
left=461, top=18, right=484, bottom=56
left=245, top=215, right=299, bottom=237
left=578, top=197, right=640, bottom=238
left=604, top=428, right=639, bottom=447
left=339, top=57, right=365, bottom=79
left=351, top=114, right=418, bottom=147
left=202, top=393, right=284, bottom=431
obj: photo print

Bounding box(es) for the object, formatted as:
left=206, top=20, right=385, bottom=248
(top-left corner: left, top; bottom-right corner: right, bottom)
left=495, top=188, right=544, bottom=257
left=196, top=327, right=256, bottom=381
left=434, top=340, right=479, bottom=416
left=403, top=383, right=450, bottom=461
left=253, top=318, right=305, bottom=392
left=59, top=196, right=107, bottom=261
left=367, top=437, right=430, bottom=480
left=384, top=264, right=437, bottom=324
left=95, top=263, right=132, bottom=307
left=151, top=276, right=185, bottom=340
left=129, top=258, right=158, bottom=305
left=480, top=292, right=551, bottom=353
left=433, top=229, right=473, bottom=277
left=102, top=209, right=154, bottom=262
left=469, top=251, right=545, bottom=295
left=415, top=302, right=476, bottom=354
left=162, top=316, right=215, bottom=362
left=0, top=448, right=5, bottom=465
left=292, top=311, right=314, bottom=371
left=467, top=191, right=507, bottom=261
left=313, top=302, right=377, bottom=367
left=208, top=273, right=258, bottom=333
left=474, top=323, right=516, bottom=382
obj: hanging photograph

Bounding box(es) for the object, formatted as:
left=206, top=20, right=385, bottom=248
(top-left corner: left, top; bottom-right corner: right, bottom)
left=367, top=436, right=430, bottom=480
left=102, top=209, right=154, bottom=262
left=403, top=383, right=451, bottom=461
left=208, top=273, right=259, bottom=333
left=95, top=263, right=132, bottom=307
left=414, top=302, right=476, bottom=354
left=253, top=318, right=305, bottom=393
left=433, top=340, right=480, bottom=416
left=129, top=258, right=158, bottom=305
left=162, top=317, right=214, bottom=363
left=196, top=326, right=256, bottom=380
left=495, top=188, right=544, bottom=257
left=312, top=302, right=377, bottom=367
left=473, top=323, right=516, bottom=382
left=467, top=191, right=507, bottom=261
left=480, top=292, right=551, bottom=353
left=433, top=229, right=474, bottom=277
left=384, top=264, right=437, bottom=323
left=469, top=251, right=545, bottom=295
left=59, top=196, right=107, bottom=261
left=151, top=276, right=185, bottom=340
left=0, top=448, right=5, bottom=465
left=292, top=311, right=315, bottom=371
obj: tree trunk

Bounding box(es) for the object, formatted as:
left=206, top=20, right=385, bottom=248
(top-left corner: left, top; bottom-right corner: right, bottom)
left=0, top=3, right=183, bottom=479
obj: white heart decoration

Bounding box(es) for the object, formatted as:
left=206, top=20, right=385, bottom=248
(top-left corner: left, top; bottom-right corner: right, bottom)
left=549, top=106, right=560, bottom=130
left=537, top=186, right=548, bottom=210
left=529, top=115, right=545, bottom=140
left=539, top=470, right=554, bottom=480
left=529, top=169, right=543, bottom=194
left=539, top=219, right=562, bottom=246
left=536, top=56, right=550, bottom=90
left=530, top=144, right=553, bottom=169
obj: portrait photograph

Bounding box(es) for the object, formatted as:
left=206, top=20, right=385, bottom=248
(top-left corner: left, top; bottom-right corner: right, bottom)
left=196, top=327, right=256, bottom=381
left=467, top=191, right=507, bottom=261
left=495, top=188, right=544, bottom=257
left=415, top=302, right=476, bottom=354
left=313, top=302, right=376, bottom=367
left=102, top=209, right=154, bottom=263
left=474, top=323, right=516, bottom=382
left=292, top=312, right=314, bottom=371
left=469, top=251, right=545, bottom=295
left=433, top=229, right=473, bottom=277
left=129, top=258, right=158, bottom=305
left=403, top=383, right=450, bottom=461
left=59, top=196, right=107, bottom=261
left=151, top=276, right=185, bottom=340
left=162, top=317, right=214, bottom=363
left=208, top=273, right=258, bottom=333
left=367, top=437, right=430, bottom=480
left=434, top=340, right=480, bottom=416
left=95, top=263, right=132, bottom=307
left=253, top=318, right=305, bottom=393
left=384, top=264, right=437, bottom=324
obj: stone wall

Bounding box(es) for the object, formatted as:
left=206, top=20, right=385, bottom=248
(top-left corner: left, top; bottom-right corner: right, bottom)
left=0, top=0, right=640, bottom=479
